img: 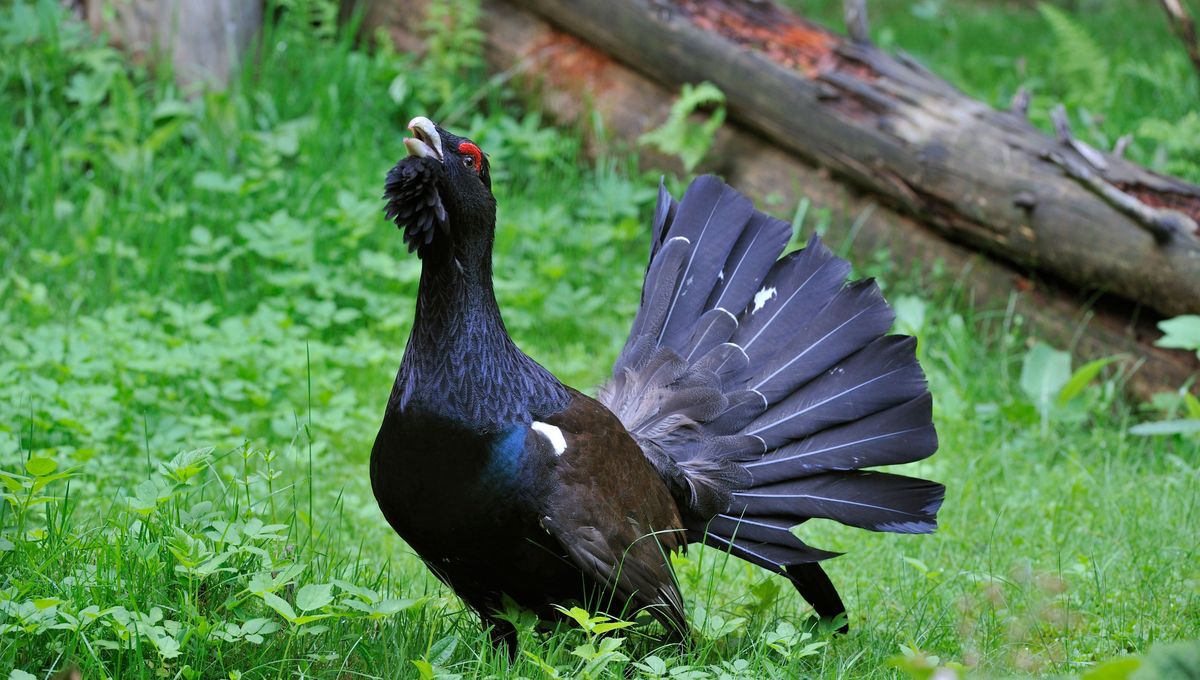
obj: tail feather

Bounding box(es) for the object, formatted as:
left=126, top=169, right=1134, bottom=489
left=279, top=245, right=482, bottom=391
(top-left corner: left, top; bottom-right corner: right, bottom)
left=703, top=514, right=813, bottom=549
left=742, top=279, right=894, bottom=403
left=743, top=336, right=927, bottom=449
left=600, top=175, right=943, bottom=622
left=642, top=348, right=690, bottom=396
left=682, top=308, right=739, bottom=362
left=691, top=342, right=749, bottom=381
left=730, top=471, right=944, bottom=534
left=707, top=389, right=768, bottom=435
left=619, top=236, right=692, bottom=367
left=646, top=178, right=680, bottom=268
left=656, top=177, right=754, bottom=348
left=732, top=236, right=851, bottom=354
left=653, top=383, right=728, bottom=425
left=697, top=519, right=840, bottom=565
left=785, top=563, right=847, bottom=624
left=705, top=211, right=792, bottom=315
left=744, top=394, right=936, bottom=485
left=698, top=434, right=771, bottom=462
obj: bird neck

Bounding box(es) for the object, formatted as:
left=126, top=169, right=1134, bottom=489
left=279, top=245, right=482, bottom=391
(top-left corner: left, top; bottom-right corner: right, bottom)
left=410, top=231, right=507, bottom=368
left=391, top=214, right=569, bottom=432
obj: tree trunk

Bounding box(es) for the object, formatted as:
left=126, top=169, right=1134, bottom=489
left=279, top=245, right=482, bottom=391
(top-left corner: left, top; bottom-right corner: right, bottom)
left=77, top=0, right=262, bottom=90
left=348, top=0, right=1200, bottom=397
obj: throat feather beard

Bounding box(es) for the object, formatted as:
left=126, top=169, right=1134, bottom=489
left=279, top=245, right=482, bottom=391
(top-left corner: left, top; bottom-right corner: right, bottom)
left=383, top=156, right=448, bottom=257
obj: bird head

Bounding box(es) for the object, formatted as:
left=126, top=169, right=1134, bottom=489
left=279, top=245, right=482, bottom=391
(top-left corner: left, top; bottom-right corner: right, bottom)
left=383, top=116, right=494, bottom=258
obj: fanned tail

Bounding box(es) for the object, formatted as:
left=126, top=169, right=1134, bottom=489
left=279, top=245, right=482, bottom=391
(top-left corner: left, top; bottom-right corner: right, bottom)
left=601, top=176, right=943, bottom=625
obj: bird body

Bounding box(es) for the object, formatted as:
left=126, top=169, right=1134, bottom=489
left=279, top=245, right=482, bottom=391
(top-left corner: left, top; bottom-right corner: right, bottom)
left=372, top=117, right=944, bottom=654
left=372, top=386, right=687, bottom=640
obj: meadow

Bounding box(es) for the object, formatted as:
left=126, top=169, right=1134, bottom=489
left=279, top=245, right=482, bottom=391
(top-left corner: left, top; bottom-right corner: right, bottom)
left=1, top=0, right=1197, bottom=677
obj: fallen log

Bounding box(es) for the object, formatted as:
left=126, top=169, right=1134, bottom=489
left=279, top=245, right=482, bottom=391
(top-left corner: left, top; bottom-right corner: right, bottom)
left=513, top=0, right=1200, bottom=319
left=349, top=0, right=1199, bottom=397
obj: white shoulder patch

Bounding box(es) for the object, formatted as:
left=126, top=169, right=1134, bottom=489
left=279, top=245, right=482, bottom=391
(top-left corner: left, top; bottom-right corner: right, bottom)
left=532, top=421, right=567, bottom=456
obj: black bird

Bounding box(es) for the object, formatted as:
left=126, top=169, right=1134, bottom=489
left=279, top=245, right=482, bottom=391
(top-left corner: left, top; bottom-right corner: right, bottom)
left=371, top=116, right=944, bottom=655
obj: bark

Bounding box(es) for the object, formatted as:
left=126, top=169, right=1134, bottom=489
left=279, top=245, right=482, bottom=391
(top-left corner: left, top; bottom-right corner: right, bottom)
left=76, top=0, right=262, bottom=90
left=843, top=0, right=870, bottom=44
left=348, top=0, right=1200, bottom=396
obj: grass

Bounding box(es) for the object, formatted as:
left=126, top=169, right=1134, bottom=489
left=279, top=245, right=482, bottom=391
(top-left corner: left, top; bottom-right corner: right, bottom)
left=1, top=0, right=1197, bottom=678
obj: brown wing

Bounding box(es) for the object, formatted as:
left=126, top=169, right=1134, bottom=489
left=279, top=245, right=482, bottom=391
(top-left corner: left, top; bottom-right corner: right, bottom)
left=536, top=388, right=689, bottom=636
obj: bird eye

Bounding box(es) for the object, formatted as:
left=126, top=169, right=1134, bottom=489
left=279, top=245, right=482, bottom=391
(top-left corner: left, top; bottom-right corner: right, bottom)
left=457, top=142, right=483, bottom=173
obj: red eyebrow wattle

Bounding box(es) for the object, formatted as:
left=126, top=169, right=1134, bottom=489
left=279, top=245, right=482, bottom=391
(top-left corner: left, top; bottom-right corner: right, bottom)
left=458, top=142, right=482, bottom=172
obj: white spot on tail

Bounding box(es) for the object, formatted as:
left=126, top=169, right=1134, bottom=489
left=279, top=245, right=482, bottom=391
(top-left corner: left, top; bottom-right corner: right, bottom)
left=752, top=287, right=777, bottom=313
left=532, top=422, right=567, bottom=455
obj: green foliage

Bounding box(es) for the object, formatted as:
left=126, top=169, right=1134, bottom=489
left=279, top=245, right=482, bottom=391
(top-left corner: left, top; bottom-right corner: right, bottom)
left=2, top=0, right=1198, bottom=677
left=1015, top=342, right=1116, bottom=436
left=1058, top=356, right=1123, bottom=406
left=555, top=606, right=636, bottom=638
left=1080, top=640, right=1200, bottom=680
left=638, top=82, right=726, bottom=172
left=1138, top=113, right=1200, bottom=182
left=892, top=295, right=929, bottom=338
left=1133, top=385, right=1200, bottom=437
left=1131, top=640, right=1200, bottom=680
left=1156, top=315, right=1200, bottom=360
left=887, top=644, right=968, bottom=679
left=1083, top=656, right=1142, bottom=680
left=546, top=607, right=636, bottom=678
left=1127, top=315, right=1200, bottom=437
left=1129, top=419, right=1200, bottom=436
left=1037, top=3, right=1110, bottom=109
left=422, top=0, right=485, bottom=108
left=1020, top=343, right=1074, bottom=416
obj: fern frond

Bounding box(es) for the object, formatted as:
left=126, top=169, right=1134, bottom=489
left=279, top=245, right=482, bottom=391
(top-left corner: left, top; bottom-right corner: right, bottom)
left=1037, top=3, right=1110, bottom=107
left=638, top=82, right=726, bottom=173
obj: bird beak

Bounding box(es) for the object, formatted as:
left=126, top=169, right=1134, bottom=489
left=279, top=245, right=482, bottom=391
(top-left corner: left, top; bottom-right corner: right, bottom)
left=405, top=116, right=443, bottom=162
